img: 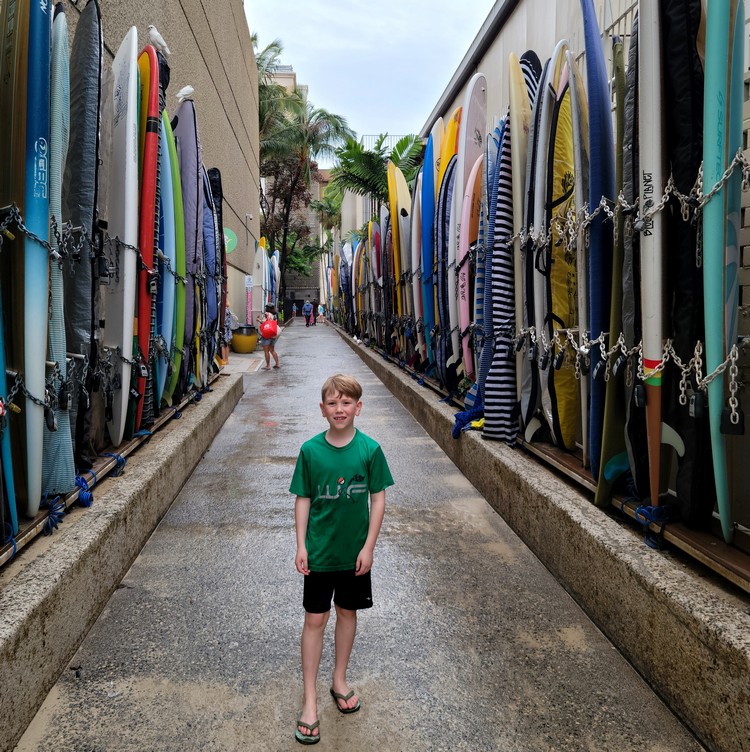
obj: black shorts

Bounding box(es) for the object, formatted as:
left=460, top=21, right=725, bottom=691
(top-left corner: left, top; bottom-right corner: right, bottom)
left=303, top=570, right=373, bottom=613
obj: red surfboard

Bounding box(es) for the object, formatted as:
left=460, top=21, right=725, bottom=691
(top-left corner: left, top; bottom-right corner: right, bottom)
left=135, top=45, right=159, bottom=431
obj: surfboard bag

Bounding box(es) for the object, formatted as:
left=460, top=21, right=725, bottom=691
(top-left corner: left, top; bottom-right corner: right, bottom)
left=208, top=167, right=228, bottom=352
left=62, top=0, right=104, bottom=470
left=661, top=0, right=716, bottom=527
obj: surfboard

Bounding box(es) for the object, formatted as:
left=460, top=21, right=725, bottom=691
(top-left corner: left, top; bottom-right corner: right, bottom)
left=173, top=97, right=203, bottom=400
left=531, top=40, right=569, bottom=444
left=161, top=111, right=186, bottom=407
left=18, top=0, right=52, bottom=515
left=411, top=171, right=426, bottom=361
left=103, top=26, right=139, bottom=446
left=703, top=0, right=743, bottom=542
left=42, top=3, right=75, bottom=496
left=567, top=49, right=590, bottom=468
left=155, top=117, right=176, bottom=405
left=207, top=167, right=227, bottom=365
left=581, top=0, right=615, bottom=481
left=638, top=3, right=669, bottom=504
left=519, top=55, right=549, bottom=438
left=436, top=155, right=458, bottom=389
left=545, top=49, right=579, bottom=451
left=134, top=46, right=160, bottom=430
left=438, top=108, right=461, bottom=189
left=394, top=164, right=413, bottom=334
left=595, top=37, right=627, bottom=507
left=386, top=161, right=404, bottom=324
left=476, top=119, right=503, bottom=409
left=450, top=74, right=487, bottom=372
left=458, top=155, right=483, bottom=380
left=421, top=119, right=443, bottom=368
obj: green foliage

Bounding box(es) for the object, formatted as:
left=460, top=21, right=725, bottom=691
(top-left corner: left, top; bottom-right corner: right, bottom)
left=328, top=133, right=424, bottom=209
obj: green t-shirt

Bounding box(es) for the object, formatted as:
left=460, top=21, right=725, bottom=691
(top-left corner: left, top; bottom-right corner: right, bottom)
left=289, top=429, right=394, bottom=572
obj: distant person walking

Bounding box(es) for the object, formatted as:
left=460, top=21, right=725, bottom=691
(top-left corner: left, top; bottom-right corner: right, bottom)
left=292, top=303, right=298, bottom=318
left=311, top=301, right=318, bottom=326
left=303, top=300, right=313, bottom=327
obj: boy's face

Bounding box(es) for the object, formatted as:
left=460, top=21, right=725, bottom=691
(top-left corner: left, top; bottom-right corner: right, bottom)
left=320, top=390, right=361, bottom=432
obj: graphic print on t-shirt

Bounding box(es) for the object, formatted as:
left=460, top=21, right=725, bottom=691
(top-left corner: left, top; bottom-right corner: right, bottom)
left=317, top=473, right=367, bottom=501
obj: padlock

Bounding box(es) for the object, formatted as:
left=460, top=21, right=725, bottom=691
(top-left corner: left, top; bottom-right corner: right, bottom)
left=634, top=384, right=646, bottom=408
left=44, top=404, right=58, bottom=432
left=59, top=381, right=72, bottom=411
left=8, top=401, right=21, bottom=414
left=515, top=336, right=525, bottom=353
left=539, top=350, right=550, bottom=370
left=553, top=350, right=566, bottom=370
left=528, top=343, right=538, bottom=362
left=579, top=358, right=590, bottom=376
left=82, top=389, right=90, bottom=410
left=98, top=255, right=111, bottom=283
left=150, top=276, right=158, bottom=295
left=688, top=391, right=705, bottom=419
left=720, top=405, right=745, bottom=436
left=592, top=358, right=606, bottom=381
left=612, top=355, right=627, bottom=378
left=130, top=387, right=141, bottom=401
left=138, top=363, right=148, bottom=379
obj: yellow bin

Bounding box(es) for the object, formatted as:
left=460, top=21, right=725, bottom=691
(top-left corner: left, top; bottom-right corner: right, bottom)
left=231, top=325, right=258, bottom=353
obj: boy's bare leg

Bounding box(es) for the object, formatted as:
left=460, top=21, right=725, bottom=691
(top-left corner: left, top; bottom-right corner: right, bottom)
left=299, top=611, right=328, bottom=738
left=331, top=605, right=359, bottom=710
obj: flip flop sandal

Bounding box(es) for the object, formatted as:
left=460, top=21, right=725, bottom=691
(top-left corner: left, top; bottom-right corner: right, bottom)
left=295, top=715, right=320, bottom=745
left=330, top=687, right=361, bottom=714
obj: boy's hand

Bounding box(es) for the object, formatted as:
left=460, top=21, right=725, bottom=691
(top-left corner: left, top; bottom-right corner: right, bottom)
left=355, top=546, right=374, bottom=576
left=295, top=547, right=310, bottom=575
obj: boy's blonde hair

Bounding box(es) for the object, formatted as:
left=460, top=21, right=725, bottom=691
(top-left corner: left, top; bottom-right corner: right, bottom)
left=321, top=374, right=362, bottom=402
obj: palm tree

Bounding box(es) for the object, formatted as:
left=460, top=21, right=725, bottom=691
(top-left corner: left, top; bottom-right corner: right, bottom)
left=328, top=133, right=423, bottom=208
left=260, top=94, right=354, bottom=301
left=253, top=35, right=299, bottom=162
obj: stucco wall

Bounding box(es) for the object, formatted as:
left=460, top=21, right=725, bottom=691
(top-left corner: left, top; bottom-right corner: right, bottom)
left=66, top=0, right=259, bottom=323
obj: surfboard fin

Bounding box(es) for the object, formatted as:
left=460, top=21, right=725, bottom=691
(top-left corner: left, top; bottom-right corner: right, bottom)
left=524, top=416, right=542, bottom=443
left=603, top=451, right=630, bottom=483
left=660, top=422, right=685, bottom=458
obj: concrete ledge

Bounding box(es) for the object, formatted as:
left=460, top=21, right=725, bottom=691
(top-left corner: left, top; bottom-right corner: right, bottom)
left=341, top=333, right=750, bottom=752
left=0, top=373, right=244, bottom=752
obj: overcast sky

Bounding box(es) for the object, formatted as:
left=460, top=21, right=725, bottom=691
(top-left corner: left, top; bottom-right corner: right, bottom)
left=245, top=0, right=497, bottom=156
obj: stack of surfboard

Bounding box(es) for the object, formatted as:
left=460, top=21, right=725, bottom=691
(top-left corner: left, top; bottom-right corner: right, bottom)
left=0, top=2, right=227, bottom=534
left=337, top=0, right=746, bottom=544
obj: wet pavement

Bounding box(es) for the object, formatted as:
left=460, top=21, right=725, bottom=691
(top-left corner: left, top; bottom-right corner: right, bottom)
left=15, top=321, right=703, bottom=751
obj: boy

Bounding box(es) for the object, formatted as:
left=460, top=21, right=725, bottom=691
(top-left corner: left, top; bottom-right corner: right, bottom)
left=289, top=374, right=394, bottom=744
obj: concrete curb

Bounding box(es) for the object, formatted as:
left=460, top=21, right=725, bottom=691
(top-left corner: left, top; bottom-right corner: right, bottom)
left=341, top=332, right=750, bottom=752
left=0, top=373, right=244, bottom=752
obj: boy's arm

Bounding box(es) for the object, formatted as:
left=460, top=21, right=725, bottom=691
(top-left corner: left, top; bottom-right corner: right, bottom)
left=355, top=490, right=386, bottom=576
left=295, top=496, right=311, bottom=575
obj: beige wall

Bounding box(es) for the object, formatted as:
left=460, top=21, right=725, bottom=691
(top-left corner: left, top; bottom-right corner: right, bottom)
left=66, top=0, right=259, bottom=323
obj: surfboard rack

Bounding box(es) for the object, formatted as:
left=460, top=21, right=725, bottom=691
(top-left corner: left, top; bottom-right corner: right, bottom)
left=344, top=329, right=750, bottom=594
left=0, top=371, right=222, bottom=569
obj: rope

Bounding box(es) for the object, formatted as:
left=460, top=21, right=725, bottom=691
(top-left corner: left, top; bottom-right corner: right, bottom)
left=3, top=522, right=17, bottom=560
left=100, top=452, right=127, bottom=477
left=634, top=504, right=676, bottom=550
left=41, top=494, right=66, bottom=535
left=75, top=472, right=96, bottom=507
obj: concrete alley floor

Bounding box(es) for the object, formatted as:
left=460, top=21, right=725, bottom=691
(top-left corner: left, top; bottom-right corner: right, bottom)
left=15, top=321, right=703, bottom=751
